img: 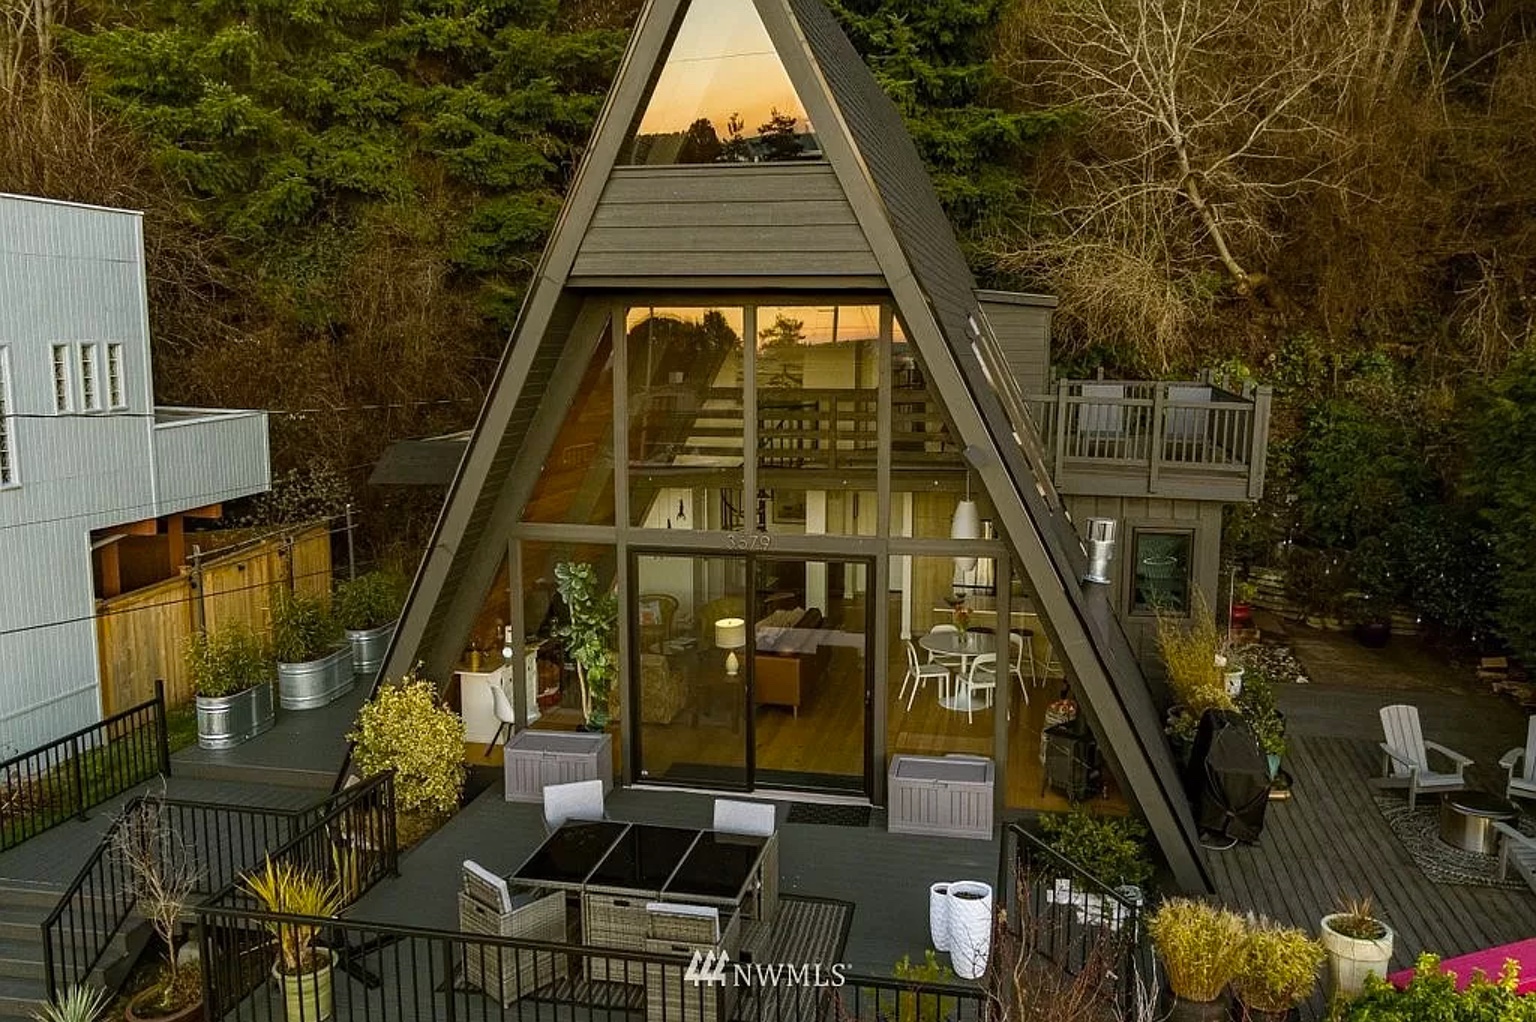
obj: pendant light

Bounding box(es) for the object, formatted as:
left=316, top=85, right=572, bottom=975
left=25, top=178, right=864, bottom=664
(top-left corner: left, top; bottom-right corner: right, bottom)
left=952, top=475, right=980, bottom=573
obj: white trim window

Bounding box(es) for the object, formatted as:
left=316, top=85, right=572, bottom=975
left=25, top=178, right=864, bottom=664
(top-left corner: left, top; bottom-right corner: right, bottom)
left=51, top=343, right=72, bottom=413
left=107, top=342, right=127, bottom=409
left=80, top=343, right=101, bottom=411
left=0, top=346, right=14, bottom=486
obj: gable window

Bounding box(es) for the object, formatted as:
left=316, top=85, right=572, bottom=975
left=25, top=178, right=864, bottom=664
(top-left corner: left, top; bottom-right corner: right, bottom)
left=1129, top=530, right=1193, bottom=615
left=621, top=0, right=819, bottom=165
left=80, top=343, right=101, bottom=411
left=0, top=346, right=14, bottom=486
left=107, top=343, right=126, bottom=409
left=51, top=344, right=72, bottom=413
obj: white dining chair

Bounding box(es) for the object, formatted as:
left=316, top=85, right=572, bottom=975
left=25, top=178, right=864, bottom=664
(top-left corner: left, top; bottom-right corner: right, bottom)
left=925, top=624, right=966, bottom=671
left=485, top=682, right=517, bottom=756
left=543, top=779, right=606, bottom=832
left=962, top=653, right=997, bottom=725
left=713, top=798, right=777, bottom=837
left=900, top=639, right=951, bottom=711
left=1007, top=632, right=1032, bottom=707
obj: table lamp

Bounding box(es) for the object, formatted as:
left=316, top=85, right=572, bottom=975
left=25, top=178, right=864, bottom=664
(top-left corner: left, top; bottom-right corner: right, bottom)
left=715, top=617, right=747, bottom=676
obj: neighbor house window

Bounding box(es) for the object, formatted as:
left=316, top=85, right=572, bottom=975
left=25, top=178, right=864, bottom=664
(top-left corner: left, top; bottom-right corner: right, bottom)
left=1130, top=530, right=1193, bottom=615
left=107, top=343, right=126, bottom=409
left=51, top=344, right=71, bottom=412
left=0, top=346, right=14, bottom=486
left=80, top=343, right=100, bottom=411
left=620, top=0, right=819, bottom=164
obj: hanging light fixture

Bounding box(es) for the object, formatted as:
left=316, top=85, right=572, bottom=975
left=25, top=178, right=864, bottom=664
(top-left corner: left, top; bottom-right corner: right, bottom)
left=952, top=475, right=980, bottom=573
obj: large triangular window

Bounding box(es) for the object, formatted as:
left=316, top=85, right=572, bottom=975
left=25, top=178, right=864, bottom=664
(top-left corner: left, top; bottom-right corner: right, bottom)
left=620, top=0, right=820, bottom=165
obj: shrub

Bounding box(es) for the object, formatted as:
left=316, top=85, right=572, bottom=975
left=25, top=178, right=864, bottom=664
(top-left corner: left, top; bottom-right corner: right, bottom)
left=348, top=677, right=465, bottom=817
left=270, top=587, right=345, bottom=663
left=1036, top=805, right=1154, bottom=889
left=333, top=571, right=406, bottom=631
left=891, top=950, right=957, bottom=1022
left=184, top=625, right=271, bottom=699
left=1231, top=918, right=1323, bottom=1015
left=1148, top=898, right=1247, bottom=1003
left=1234, top=669, right=1286, bottom=758
left=1340, top=955, right=1536, bottom=1021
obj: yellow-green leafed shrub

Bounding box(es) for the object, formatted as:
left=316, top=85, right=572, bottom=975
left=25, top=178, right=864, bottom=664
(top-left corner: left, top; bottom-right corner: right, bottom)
left=1232, top=918, right=1324, bottom=1014
left=1149, top=898, right=1247, bottom=1003
left=348, top=677, right=465, bottom=817
left=1156, top=591, right=1233, bottom=718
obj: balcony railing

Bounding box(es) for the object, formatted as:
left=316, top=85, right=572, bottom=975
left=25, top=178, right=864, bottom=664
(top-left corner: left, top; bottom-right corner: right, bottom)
left=151, top=406, right=270, bottom=514
left=1025, top=380, right=1271, bottom=501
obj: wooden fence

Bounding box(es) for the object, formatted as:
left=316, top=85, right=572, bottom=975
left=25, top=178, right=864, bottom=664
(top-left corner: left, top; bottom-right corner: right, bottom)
left=95, top=525, right=333, bottom=716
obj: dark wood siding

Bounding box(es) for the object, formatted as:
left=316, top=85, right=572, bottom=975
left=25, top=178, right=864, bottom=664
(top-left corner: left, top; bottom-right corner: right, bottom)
left=572, top=164, right=879, bottom=278
left=979, top=298, right=1051, bottom=396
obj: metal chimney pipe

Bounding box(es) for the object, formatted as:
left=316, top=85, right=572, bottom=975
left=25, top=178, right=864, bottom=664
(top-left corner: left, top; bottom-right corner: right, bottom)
left=1083, top=517, right=1117, bottom=585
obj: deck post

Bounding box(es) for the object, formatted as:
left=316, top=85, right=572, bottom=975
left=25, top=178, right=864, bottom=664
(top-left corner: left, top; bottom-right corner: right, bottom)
left=1052, top=378, right=1069, bottom=486
left=1148, top=383, right=1165, bottom=494
left=1249, top=386, right=1273, bottom=500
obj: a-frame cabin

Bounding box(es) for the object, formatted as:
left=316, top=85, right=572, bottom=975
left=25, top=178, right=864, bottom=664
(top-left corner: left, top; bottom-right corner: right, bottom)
left=373, top=0, right=1212, bottom=892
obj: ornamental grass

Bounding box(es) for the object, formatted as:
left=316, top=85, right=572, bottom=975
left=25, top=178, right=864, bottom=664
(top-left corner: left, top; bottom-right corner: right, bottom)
left=1148, top=897, right=1247, bottom=1003
left=1156, top=591, right=1233, bottom=718
left=1232, top=917, right=1325, bottom=1014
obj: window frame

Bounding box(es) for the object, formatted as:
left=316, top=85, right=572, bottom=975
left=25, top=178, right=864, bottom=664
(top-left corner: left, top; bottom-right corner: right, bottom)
left=51, top=344, right=73, bottom=414
left=1126, top=526, right=1196, bottom=619
left=79, top=342, right=102, bottom=412
left=107, top=342, right=127, bottom=410
left=0, top=345, right=15, bottom=488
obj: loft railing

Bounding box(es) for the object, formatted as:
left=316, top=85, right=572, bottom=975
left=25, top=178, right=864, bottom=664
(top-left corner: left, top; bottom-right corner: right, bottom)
left=41, top=794, right=322, bottom=1000
left=999, top=823, right=1156, bottom=1022
left=0, top=681, right=169, bottom=853
left=1026, top=380, right=1272, bottom=497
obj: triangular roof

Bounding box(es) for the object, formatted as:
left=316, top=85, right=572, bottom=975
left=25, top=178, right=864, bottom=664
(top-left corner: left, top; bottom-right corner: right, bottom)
left=363, top=0, right=1211, bottom=892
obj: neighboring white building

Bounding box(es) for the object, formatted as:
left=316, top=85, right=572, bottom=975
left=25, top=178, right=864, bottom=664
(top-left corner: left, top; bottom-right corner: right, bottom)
left=0, top=194, right=270, bottom=754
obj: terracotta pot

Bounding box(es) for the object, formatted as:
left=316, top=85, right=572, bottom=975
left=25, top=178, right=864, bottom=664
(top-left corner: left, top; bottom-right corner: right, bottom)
left=125, top=988, right=204, bottom=1022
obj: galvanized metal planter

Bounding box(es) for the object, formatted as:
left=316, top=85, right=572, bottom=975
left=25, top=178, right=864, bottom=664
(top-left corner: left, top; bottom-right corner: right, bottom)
left=196, top=681, right=276, bottom=750
left=346, top=620, right=397, bottom=676
left=277, top=646, right=355, bottom=710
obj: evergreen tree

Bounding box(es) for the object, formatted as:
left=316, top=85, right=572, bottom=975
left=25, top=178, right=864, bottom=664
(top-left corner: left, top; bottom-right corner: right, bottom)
left=757, top=109, right=803, bottom=162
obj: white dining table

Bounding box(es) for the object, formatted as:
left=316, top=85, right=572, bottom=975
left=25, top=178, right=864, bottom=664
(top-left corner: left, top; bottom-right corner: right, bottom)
left=917, top=630, right=994, bottom=712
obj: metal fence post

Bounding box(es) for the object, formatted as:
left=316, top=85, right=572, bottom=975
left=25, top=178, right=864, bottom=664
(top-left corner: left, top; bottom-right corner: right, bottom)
left=155, top=678, right=172, bottom=777
left=345, top=502, right=357, bottom=581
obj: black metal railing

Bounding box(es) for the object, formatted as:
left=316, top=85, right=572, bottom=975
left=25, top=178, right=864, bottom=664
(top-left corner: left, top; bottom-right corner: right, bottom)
left=0, top=680, right=169, bottom=853
left=1001, top=823, right=1156, bottom=1021
left=41, top=793, right=324, bottom=1000
left=196, top=905, right=991, bottom=1022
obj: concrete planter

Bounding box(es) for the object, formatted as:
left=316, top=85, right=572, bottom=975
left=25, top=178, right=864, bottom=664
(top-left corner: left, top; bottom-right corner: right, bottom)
left=277, top=646, right=355, bottom=710
left=346, top=620, right=397, bottom=676
left=1320, top=914, right=1394, bottom=998
left=196, top=682, right=276, bottom=750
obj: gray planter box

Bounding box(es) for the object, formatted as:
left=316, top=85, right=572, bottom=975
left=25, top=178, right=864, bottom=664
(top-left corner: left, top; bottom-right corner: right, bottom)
left=196, top=681, right=276, bottom=750
left=346, top=621, right=396, bottom=677
left=277, top=646, right=356, bottom=710
left=504, top=731, right=614, bottom=803
left=887, top=754, right=995, bottom=840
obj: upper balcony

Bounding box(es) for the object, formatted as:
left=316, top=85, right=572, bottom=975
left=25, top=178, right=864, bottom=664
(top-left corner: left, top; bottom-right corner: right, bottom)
left=151, top=407, right=271, bottom=515
left=1025, top=379, right=1272, bottom=503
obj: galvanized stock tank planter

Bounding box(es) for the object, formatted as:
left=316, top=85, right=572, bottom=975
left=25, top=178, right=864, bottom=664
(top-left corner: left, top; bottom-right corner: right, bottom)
left=345, top=619, right=397, bottom=676
left=196, top=680, right=276, bottom=750
left=277, top=646, right=356, bottom=710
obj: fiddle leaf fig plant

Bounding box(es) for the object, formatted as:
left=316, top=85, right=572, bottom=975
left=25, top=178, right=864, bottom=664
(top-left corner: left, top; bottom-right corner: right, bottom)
left=554, top=562, right=618, bottom=729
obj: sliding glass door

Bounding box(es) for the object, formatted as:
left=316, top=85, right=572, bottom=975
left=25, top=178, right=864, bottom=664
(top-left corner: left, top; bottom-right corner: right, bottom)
left=631, top=552, right=872, bottom=796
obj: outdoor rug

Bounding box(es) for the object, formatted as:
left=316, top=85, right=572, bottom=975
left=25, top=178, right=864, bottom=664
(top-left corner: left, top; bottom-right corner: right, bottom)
left=1373, top=795, right=1533, bottom=889
left=786, top=802, right=873, bottom=828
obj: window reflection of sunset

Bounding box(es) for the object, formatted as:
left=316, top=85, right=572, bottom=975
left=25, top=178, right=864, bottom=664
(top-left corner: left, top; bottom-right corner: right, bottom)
left=758, top=306, right=881, bottom=346
left=637, top=0, right=811, bottom=137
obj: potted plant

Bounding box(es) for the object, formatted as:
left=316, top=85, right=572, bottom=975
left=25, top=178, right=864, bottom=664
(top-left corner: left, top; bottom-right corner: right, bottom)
left=270, top=586, right=353, bottom=710
left=348, top=675, right=465, bottom=848
left=1231, top=918, right=1324, bottom=1021
left=244, top=858, right=343, bottom=1022
left=1148, top=898, right=1247, bottom=1021
left=186, top=625, right=275, bottom=750
left=333, top=571, right=405, bottom=676
left=554, top=562, right=618, bottom=731
left=1319, top=898, right=1394, bottom=998
left=1157, top=595, right=1235, bottom=720
left=1235, top=671, right=1287, bottom=778
left=1230, top=580, right=1258, bottom=628
left=34, top=985, right=111, bottom=1022
left=114, top=793, right=203, bottom=1021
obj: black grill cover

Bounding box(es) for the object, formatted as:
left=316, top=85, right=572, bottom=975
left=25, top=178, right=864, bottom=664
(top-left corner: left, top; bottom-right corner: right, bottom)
left=1184, top=709, right=1271, bottom=843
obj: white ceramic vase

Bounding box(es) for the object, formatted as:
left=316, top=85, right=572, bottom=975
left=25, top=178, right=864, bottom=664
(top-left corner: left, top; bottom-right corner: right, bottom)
left=929, top=882, right=952, bottom=951
left=945, top=880, right=994, bottom=980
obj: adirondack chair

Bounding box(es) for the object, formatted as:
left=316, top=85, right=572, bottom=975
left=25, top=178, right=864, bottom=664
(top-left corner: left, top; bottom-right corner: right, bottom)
left=1500, top=716, right=1536, bottom=804
left=1378, top=704, right=1474, bottom=810
left=1494, top=822, right=1536, bottom=897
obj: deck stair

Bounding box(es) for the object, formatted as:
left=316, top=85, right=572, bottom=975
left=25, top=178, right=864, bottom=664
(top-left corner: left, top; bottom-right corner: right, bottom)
left=0, top=881, right=151, bottom=1021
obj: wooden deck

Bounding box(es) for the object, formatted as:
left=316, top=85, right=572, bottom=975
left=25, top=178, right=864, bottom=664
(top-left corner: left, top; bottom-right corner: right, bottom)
left=1206, top=623, right=1536, bottom=1015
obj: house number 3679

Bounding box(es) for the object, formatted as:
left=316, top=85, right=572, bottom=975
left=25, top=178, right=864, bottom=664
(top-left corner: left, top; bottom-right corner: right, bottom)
left=726, top=532, right=772, bottom=551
